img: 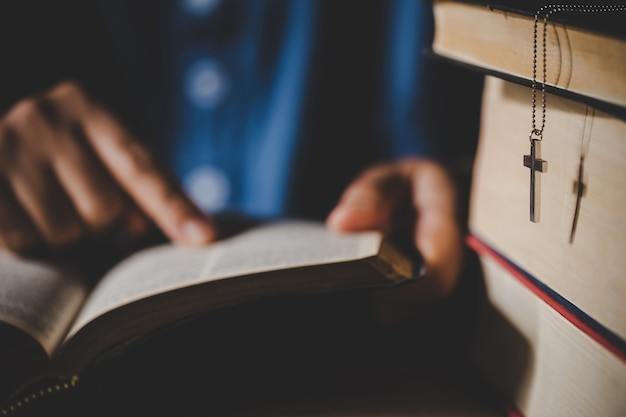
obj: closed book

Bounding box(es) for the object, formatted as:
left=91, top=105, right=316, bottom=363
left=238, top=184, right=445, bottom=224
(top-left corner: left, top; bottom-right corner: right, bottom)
left=467, top=75, right=626, bottom=416
left=468, top=235, right=626, bottom=417
left=431, top=0, right=626, bottom=117
left=469, top=75, right=626, bottom=342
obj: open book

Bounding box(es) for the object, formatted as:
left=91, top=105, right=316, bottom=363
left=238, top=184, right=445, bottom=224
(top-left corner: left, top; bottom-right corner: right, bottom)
left=0, top=219, right=422, bottom=404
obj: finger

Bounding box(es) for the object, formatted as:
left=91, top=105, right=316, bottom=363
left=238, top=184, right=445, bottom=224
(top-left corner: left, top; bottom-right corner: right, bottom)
left=81, top=102, right=215, bottom=246
left=326, top=164, right=410, bottom=233
left=0, top=179, right=40, bottom=252
left=8, top=165, right=84, bottom=248
left=49, top=122, right=126, bottom=232
left=43, top=82, right=214, bottom=246
left=0, top=101, right=85, bottom=248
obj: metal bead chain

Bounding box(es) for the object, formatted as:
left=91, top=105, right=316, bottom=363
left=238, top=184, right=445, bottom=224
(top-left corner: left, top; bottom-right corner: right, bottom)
left=531, top=4, right=626, bottom=141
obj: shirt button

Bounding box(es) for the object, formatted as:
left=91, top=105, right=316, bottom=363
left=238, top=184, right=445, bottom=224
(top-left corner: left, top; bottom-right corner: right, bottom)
left=183, top=165, right=230, bottom=213
left=181, top=0, right=221, bottom=16
left=185, top=59, right=228, bottom=109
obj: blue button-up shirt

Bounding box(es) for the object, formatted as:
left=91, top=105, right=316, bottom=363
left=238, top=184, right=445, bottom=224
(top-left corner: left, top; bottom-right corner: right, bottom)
left=0, top=0, right=482, bottom=221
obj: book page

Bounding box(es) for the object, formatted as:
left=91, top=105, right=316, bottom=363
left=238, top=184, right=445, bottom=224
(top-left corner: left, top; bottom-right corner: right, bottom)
left=0, top=253, right=88, bottom=357
left=68, top=220, right=381, bottom=337
left=198, top=221, right=381, bottom=279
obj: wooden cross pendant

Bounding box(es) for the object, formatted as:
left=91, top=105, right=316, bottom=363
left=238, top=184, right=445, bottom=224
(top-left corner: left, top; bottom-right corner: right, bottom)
left=523, top=138, right=548, bottom=222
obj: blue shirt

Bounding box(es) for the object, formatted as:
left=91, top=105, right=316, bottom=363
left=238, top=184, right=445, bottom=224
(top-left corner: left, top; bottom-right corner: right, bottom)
left=0, top=0, right=482, bottom=221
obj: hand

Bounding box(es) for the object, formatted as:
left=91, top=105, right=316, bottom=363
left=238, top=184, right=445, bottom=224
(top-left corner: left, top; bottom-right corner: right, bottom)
left=0, top=81, right=215, bottom=253
left=326, top=158, right=464, bottom=324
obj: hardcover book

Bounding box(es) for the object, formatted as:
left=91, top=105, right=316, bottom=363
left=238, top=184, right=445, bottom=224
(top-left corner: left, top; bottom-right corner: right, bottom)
left=468, top=235, right=626, bottom=417
left=467, top=75, right=626, bottom=417
left=470, top=76, right=626, bottom=341
left=431, top=0, right=626, bottom=117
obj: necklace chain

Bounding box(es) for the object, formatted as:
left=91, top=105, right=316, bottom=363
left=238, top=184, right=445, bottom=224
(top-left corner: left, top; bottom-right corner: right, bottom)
left=531, top=4, right=626, bottom=141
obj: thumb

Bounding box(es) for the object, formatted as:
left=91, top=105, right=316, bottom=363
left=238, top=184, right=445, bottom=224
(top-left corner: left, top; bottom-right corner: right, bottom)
left=326, top=164, right=409, bottom=233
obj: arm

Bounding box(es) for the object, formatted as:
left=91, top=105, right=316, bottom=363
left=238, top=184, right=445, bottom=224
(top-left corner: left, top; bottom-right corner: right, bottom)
left=0, top=81, right=215, bottom=253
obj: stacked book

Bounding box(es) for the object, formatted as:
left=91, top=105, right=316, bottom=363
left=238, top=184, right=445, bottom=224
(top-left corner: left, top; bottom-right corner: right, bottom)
left=431, top=1, right=626, bottom=416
